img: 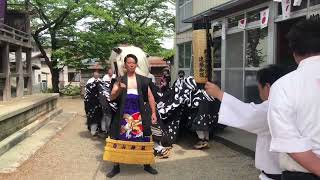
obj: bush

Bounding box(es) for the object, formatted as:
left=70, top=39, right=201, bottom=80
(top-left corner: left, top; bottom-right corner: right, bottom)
left=60, top=85, right=81, bottom=96
left=41, top=88, right=54, bottom=93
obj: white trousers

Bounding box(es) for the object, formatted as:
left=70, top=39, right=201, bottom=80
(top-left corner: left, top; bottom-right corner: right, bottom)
left=196, top=131, right=209, bottom=140
left=154, top=142, right=165, bottom=152
left=100, top=116, right=111, bottom=132
left=90, top=124, right=98, bottom=135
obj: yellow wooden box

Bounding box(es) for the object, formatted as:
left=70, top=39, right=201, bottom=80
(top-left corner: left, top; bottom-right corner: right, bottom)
left=103, top=138, right=155, bottom=165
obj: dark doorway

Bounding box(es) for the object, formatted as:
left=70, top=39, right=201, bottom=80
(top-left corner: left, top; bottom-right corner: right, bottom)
left=276, top=16, right=306, bottom=69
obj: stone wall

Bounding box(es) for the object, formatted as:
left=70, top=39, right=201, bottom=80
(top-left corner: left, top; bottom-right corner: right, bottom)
left=0, top=94, right=59, bottom=141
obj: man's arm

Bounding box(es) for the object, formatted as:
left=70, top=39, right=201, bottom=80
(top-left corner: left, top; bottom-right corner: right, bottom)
left=205, top=82, right=268, bottom=134
left=148, top=87, right=156, bottom=115
left=289, top=151, right=320, bottom=176
left=148, top=86, right=157, bottom=124
left=110, top=82, right=125, bottom=101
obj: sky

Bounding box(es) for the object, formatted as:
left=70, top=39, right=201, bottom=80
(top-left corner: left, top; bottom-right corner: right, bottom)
left=160, top=2, right=175, bottom=49
left=161, top=37, right=174, bottom=49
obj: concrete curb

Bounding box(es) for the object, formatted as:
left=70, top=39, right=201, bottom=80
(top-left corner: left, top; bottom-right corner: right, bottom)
left=0, top=108, right=63, bottom=157
left=0, top=112, right=77, bottom=173
left=213, top=127, right=256, bottom=158
left=213, top=135, right=255, bottom=158
left=0, top=93, right=60, bottom=122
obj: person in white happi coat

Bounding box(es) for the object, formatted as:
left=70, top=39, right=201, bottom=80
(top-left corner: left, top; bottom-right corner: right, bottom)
left=102, top=68, right=116, bottom=83
left=205, top=65, right=292, bottom=180
left=268, top=16, right=320, bottom=179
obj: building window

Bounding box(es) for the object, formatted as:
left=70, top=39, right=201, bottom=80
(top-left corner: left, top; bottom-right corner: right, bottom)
left=212, top=37, right=222, bottom=86
left=178, top=42, right=192, bottom=69
left=225, top=32, right=244, bottom=100
left=227, top=14, right=245, bottom=28
left=224, top=6, right=271, bottom=103
left=68, top=72, right=80, bottom=82
left=224, top=27, right=268, bottom=103
left=178, top=0, right=192, bottom=31
left=246, top=28, right=268, bottom=68
left=247, top=7, right=267, bottom=23
left=244, top=71, right=261, bottom=103
left=38, top=74, right=41, bottom=83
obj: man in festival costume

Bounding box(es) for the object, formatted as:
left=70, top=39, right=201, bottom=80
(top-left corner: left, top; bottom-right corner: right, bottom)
left=267, top=15, right=320, bottom=179
left=205, top=65, right=293, bottom=180
left=106, top=54, right=158, bottom=178
left=106, top=45, right=219, bottom=156
left=84, top=70, right=103, bottom=136
left=160, top=68, right=171, bottom=92
left=156, top=76, right=220, bottom=149
left=103, top=68, right=116, bottom=83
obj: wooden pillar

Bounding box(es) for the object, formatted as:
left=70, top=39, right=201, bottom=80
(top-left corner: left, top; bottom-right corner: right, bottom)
left=2, top=43, right=10, bottom=100
left=16, top=47, right=24, bottom=97
left=26, top=49, right=32, bottom=95
left=25, top=0, right=32, bottom=44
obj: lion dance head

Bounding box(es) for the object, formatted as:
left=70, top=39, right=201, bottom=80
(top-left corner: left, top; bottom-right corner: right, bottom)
left=109, top=45, right=150, bottom=77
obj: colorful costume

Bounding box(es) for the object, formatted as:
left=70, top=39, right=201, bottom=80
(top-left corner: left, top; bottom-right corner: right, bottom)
left=103, top=74, right=155, bottom=165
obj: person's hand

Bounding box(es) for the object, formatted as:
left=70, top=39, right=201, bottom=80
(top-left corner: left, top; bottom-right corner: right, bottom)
left=151, top=113, right=157, bottom=124
left=119, top=82, right=126, bottom=89
left=205, top=82, right=224, bottom=101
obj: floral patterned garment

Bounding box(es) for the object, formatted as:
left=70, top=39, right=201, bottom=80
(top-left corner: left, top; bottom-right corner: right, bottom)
left=119, top=89, right=150, bottom=142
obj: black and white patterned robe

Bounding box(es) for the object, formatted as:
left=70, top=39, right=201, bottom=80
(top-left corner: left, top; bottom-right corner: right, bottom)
left=84, top=76, right=220, bottom=146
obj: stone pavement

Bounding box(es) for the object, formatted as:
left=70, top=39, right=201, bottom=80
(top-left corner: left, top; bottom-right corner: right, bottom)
left=0, top=98, right=259, bottom=180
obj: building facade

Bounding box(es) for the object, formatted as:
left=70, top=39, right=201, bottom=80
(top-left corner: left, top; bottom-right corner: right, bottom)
left=0, top=0, right=33, bottom=101
left=176, top=0, right=320, bottom=103
left=174, top=0, right=193, bottom=78
left=174, top=0, right=229, bottom=79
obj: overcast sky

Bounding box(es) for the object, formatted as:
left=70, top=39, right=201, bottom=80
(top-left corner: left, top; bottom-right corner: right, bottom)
left=160, top=2, right=175, bottom=49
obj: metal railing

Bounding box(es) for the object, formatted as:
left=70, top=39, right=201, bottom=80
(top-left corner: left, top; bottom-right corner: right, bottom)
left=0, top=23, right=31, bottom=44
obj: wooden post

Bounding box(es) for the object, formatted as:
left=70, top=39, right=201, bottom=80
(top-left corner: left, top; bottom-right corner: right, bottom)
left=206, top=19, right=212, bottom=82
left=26, top=49, right=32, bottom=94
left=25, top=0, right=31, bottom=45
left=2, top=43, right=10, bottom=100
left=16, top=46, right=24, bottom=97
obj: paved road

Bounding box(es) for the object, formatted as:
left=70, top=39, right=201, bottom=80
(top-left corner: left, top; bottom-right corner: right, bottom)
left=0, top=98, right=258, bottom=180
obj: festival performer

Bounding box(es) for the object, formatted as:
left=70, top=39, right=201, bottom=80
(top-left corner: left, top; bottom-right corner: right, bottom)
left=205, top=65, right=292, bottom=180
left=105, top=54, right=158, bottom=178
left=160, top=68, right=171, bottom=92
left=268, top=16, right=320, bottom=179
left=103, top=68, right=116, bottom=83
left=84, top=70, right=103, bottom=136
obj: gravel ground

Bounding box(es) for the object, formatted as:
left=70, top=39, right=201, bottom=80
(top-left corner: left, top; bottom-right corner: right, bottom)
left=0, top=98, right=259, bottom=180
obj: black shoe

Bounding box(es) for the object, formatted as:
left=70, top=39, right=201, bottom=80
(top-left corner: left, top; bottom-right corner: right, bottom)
left=194, top=139, right=209, bottom=149
left=106, top=165, right=120, bottom=178
left=144, top=165, right=158, bottom=175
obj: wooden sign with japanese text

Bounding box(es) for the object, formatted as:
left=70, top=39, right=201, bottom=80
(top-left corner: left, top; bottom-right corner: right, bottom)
left=192, top=30, right=208, bottom=84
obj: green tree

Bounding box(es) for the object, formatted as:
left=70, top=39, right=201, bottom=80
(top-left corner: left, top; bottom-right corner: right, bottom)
left=27, top=0, right=96, bottom=93
left=81, top=0, right=175, bottom=57
left=10, top=0, right=175, bottom=93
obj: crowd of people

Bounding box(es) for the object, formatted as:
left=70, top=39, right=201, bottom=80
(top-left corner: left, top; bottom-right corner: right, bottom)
left=84, top=16, right=320, bottom=179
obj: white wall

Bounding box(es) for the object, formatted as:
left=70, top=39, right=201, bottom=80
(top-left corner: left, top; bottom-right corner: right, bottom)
left=193, top=0, right=230, bottom=15
left=41, top=63, right=52, bottom=89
